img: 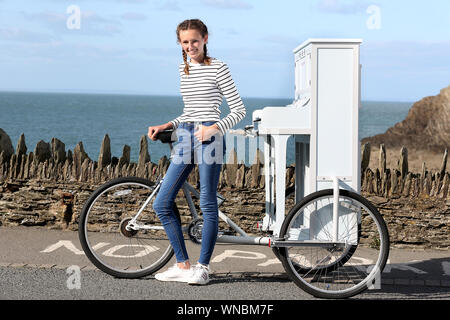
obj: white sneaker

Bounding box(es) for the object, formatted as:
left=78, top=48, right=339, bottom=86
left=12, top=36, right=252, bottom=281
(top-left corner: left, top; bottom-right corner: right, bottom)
left=188, top=264, right=210, bottom=285
left=154, top=264, right=193, bottom=283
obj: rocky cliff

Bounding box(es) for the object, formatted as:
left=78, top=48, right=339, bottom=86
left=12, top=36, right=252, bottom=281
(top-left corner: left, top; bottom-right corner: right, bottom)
left=362, top=85, right=450, bottom=153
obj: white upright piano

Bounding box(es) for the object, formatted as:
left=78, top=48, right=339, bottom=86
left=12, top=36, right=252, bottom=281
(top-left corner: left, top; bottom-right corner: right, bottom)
left=253, top=39, right=362, bottom=238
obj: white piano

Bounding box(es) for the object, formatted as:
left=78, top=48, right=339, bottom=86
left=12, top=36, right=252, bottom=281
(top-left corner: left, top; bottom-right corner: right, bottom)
left=253, top=39, right=362, bottom=237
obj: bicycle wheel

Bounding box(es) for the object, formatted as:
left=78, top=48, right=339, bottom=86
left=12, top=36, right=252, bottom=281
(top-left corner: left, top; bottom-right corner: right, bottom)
left=78, top=176, right=178, bottom=278
left=272, top=186, right=358, bottom=273
left=278, top=189, right=389, bottom=299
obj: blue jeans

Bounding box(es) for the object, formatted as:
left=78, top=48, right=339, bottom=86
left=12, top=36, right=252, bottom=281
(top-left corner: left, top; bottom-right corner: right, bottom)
left=153, top=121, right=225, bottom=265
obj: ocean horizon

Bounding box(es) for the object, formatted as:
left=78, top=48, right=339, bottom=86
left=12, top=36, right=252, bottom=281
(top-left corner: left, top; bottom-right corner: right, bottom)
left=0, top=90, right=413, bottom=166
left=0, top=88, right=418, bottom=103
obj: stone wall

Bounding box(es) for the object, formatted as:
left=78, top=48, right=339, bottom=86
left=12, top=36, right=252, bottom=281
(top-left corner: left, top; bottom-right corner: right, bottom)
left=361, top=143, right=449, bottom=199
left=0, top=130, right=449, bottom=250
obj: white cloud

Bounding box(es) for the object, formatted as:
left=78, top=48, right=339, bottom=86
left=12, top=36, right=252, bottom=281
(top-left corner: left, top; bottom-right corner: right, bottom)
left=0, top=27, right=58, bottom=43
left=117, top=0, right=146, bottom=3
left=317, top=0, right=373, bottom=14
left=0, top=41, right=130, bottom=64
left=121, top=12, right=148, bottom=21
left=46, top=0, right=147, bottom=2
left=201, top=0, right=253, bottom=10
left=153, top=0, right=182, bottom=11
left=23, top=10, right=122, bottom=36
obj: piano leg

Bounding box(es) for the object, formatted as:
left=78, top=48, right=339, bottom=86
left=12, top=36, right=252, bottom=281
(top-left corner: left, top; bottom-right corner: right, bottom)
left=271, top=134, right=290, bottom=238
left=262, top=135, right=274, bottom=231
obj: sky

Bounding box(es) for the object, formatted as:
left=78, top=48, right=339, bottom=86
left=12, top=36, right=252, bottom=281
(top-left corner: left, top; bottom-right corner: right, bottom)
left=0, top=0, right=449, bottom=101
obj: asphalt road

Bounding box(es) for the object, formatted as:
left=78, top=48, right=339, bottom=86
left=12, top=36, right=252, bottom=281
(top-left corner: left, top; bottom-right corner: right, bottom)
left=1, top=226, right=449, bottom=301
left=1, top=265, right=449, bottom=300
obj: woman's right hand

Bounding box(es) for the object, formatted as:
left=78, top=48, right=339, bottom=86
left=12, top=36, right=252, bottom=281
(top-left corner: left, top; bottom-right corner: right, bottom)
left=147, top=123, right=172, bottom=141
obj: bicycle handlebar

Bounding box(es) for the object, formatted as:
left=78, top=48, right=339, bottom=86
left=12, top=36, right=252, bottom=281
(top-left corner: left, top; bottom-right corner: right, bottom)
left=153, top=127, right=257, bottom=142
left=154, top=130, right=177, bottom=144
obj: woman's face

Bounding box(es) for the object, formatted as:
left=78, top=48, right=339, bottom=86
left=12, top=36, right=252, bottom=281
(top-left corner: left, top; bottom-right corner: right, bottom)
left=179, top=29, right=208, bottom=63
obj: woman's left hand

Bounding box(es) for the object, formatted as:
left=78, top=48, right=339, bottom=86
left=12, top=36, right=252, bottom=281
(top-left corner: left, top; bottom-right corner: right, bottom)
left=194, top=124, right=220, bottom=142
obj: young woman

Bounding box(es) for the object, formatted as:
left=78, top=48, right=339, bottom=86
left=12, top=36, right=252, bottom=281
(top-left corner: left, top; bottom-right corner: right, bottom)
left=147, top=19, right=246, bottom=285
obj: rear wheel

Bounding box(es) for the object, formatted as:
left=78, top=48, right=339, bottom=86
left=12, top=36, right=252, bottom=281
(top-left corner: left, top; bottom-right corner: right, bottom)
left=277, top=189, right=389, bottom=299
left=78, top=177, right=178, bottom=278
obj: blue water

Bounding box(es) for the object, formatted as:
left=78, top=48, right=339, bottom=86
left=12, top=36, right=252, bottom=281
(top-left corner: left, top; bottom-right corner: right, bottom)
left=0, top=91, right=412, bottom=165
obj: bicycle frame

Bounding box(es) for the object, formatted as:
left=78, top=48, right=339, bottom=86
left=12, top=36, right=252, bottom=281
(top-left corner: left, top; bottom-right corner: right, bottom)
left=127, top=140, right=351, bottom=249
left=181, top=180, right=272, bottom=246
left=126, top=173, right=272, bottom=246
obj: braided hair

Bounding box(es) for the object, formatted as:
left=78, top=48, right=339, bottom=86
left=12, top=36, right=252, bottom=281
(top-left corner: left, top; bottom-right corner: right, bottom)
left=176, top=19, right=212, bottom=75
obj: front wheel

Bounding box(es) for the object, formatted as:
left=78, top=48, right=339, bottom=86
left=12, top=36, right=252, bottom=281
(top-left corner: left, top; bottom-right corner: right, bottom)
left=278, top=189, right=389, bottom=299
left=78, top=176, right=178, bottom=278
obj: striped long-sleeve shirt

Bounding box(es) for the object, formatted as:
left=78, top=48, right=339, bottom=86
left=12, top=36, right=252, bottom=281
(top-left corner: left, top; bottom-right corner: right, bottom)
left=170, top=58, right=246, bottom=135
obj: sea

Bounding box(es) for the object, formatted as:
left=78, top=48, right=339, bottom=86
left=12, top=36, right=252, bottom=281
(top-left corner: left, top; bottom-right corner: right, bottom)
left=0, top=91, right=413, bottom=166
